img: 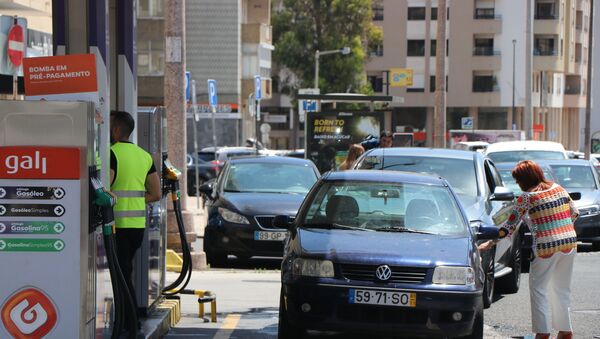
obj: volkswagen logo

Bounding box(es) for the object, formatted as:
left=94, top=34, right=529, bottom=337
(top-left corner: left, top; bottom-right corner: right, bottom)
left=375, top=265, right=392, bottom=281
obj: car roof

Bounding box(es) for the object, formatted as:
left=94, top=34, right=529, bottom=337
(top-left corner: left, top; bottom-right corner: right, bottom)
left=322, top=169, right=448, bottom=186
left=364, top=147, right=481, bottom=161
left=227, top=155, right=316, bottom=165
left=485, top=141, right=566, bottom=153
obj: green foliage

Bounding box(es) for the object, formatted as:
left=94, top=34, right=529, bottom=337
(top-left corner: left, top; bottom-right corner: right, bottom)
left=273, top=0, right=377, bottom=98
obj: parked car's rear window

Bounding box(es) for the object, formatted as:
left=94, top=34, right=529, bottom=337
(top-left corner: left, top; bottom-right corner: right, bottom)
left=487, top=150, right=566, bottom=163
left=223, top=162, right=317, bottom=194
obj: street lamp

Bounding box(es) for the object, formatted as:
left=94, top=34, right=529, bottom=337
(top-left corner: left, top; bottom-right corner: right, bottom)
left=512, top=39, right=516, bottom=130
left=314, top=46, right=351, bottom=89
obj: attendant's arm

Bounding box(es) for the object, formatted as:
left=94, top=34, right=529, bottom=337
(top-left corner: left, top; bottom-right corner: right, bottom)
left=145, top=172, right=161, bottom=203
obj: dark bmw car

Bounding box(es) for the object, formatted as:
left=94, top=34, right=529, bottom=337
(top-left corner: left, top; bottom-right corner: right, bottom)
left=354, top=148, right=525, bottom=308
left=497, top=159, right=600, bottom=251
left=200, top=156, right=319, bottom=265
left=276, top=170, right=499, bottom=338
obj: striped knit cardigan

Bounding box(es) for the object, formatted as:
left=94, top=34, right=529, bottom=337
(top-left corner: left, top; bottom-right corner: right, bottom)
left=501, top=183, right=579, bottom=258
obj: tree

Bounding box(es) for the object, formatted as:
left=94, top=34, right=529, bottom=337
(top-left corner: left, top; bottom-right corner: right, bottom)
left=272, top=0, right=379, bottom=96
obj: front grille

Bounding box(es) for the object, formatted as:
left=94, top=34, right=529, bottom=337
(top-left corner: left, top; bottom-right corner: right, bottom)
left=254, top=215, right=294, bottom=230
left=340, top=264, right=428, bottom=284
left=337, top=304, right=428, bottom=324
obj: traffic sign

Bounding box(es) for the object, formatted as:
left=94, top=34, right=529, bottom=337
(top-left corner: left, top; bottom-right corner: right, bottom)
left=461, top=117, right=474, bottom=130
left=254, top=75, right=262, bottom=100
left=185, top=71, right=191, bottom=102
left=7, top=23, right=24, bottom=67
left=207, top=79, right=218, bottom=107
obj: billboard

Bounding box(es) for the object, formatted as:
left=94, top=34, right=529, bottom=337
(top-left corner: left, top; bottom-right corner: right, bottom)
left=306, top=111, right=383, bottom=173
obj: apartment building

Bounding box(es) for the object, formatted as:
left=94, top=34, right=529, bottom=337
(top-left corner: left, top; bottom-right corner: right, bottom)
left=367, top=0, right=590, bottom=150
left=137, top=0, right=273, bottom=150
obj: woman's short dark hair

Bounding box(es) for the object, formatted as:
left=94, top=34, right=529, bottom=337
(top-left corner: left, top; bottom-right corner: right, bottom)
left=512, top=160, right=551, bottom=191
left=111, top=110, right=135, bottom=138
left=380, top=130, right=393, bottom=138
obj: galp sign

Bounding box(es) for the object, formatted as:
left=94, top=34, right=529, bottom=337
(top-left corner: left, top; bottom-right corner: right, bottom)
left=0, top=147, right=80, bottom=179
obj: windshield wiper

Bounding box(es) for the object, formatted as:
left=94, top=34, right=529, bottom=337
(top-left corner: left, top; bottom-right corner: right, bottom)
left=375, top=226, right=437, bottom=235
left=303, top=223, right=373, bottom=231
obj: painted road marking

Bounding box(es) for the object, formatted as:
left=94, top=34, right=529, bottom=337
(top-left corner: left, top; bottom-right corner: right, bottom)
left=213, top=314, right=241, bottom=339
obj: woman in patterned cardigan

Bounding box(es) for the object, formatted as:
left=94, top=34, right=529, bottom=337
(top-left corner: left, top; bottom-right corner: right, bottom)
left=480, top=160, right=578, bottom=339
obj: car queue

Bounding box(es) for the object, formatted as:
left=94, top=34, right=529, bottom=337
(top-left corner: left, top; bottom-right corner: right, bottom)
left=196, top=140, right=595, bottom=339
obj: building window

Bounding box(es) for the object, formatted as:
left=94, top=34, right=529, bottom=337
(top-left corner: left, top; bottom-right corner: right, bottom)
left=575, top=43, right=582, bottom=63
left=478, top=108, right=507, bottom=129
left=408, top=7, right=426, bottom=20
left=473, top=72, right=497, bottom=92
left=565, top=75, right=581, bottom=94
left=369, top=75, right=384, bottom=93
left=431, top=7, right=438, bottom=20
left=535, top=1, right=557, bottom=19
left=372, top=0, right=384, bottom=20
left=138, top=0, right=164, bottom=18
left=575, top=10, right=583, bottom=30
left=473, top=36, right=495, bottom=56
left=407, top=40, right=425, bottom=56
left=474, top=8, right=496, bottom=19
left=430, top=40, right=436, bottom=57
left=137, top=39, right=164, bottom=75
left=534, top=35, right=557, bottom=55
left=370, top=43, right=384, bottom=57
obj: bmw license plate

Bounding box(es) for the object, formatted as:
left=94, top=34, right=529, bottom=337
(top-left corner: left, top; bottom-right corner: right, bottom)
left=348, top=289, right=416, bottom=307
left=253, top=231, right=287, bottom=241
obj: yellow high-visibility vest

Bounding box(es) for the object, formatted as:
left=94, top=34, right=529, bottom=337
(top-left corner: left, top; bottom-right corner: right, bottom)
left=111, top=142, right=153, bottom=228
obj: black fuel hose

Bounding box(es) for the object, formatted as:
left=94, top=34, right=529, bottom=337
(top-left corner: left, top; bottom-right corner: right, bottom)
left=162, top=181, right=193, bottom=295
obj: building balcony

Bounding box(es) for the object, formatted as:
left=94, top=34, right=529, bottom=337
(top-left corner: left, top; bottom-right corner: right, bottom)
left=563, top=94, right=585, bottom=108
left=534, top=55, right=562, bottom=71
left=242, top=23, right=272, bottom=45
left=534, top=20, right=561, bottom=34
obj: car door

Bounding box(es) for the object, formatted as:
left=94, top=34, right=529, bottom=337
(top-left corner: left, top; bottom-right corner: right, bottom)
left=484, top=159, right=514, bottom=267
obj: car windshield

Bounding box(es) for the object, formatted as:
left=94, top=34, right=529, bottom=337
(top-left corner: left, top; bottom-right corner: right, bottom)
left=300, top=181, right=467, bottom=236
left=356, top=156, right=478, bottom=198
left=198, top=152, right=215, bottom=162
left=223, top=162, right=317, bottom=194
left=498, top=168, right=554, bottom=194
left=549, top=165, right=597, bottom=189
left=487, top=151, right=565, bottom=163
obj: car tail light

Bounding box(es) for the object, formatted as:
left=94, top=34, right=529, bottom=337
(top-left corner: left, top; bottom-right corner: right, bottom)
left=210, top=160, right=221, bottom=172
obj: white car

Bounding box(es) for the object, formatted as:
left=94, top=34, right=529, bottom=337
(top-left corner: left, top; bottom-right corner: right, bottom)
left=484, top=140, right=568, bottom=163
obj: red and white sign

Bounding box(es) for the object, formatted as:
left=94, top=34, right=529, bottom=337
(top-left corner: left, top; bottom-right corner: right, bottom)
left=7, top=24, right=24, bottom=68
left=1, top=287, right=58, bottom=339
left=23, top=54, right=98, bottom=97
left=0, top=147, right=80, bottom=180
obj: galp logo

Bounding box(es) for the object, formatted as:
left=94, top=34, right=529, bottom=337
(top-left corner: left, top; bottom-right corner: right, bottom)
left=0, top=147, right=80, bottom=179
left=1, top=287, right=58, bottom=339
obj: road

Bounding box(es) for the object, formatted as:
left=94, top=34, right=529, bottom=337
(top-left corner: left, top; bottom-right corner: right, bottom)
left=162, top=245, right=600, bottom=339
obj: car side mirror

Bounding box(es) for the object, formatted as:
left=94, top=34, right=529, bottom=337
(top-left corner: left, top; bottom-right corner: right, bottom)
left=199, top=182, right=214, bottom=197
left=490, top=186, right=514, bottom=201
left=475, top=225, right=500, bottom=240
left=273, top=215, right=293, bottom=230
left=569, top=192, right=581, bottom=201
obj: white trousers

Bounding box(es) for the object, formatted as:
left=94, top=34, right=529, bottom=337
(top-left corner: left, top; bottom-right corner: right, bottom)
left=529, top=249, right=575, bottom=334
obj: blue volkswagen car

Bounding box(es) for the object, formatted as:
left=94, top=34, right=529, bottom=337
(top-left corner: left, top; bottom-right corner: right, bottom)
left=275, top=170, right=498, bottom=338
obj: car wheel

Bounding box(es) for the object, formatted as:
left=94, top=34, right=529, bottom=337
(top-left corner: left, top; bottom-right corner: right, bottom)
left=482, top=249, right=495, bottom=309
left=204, top=236, right=227, bottom=267
left=278, top=288, right=304, bottom=339
left=497, top=236, right=521, bottom=294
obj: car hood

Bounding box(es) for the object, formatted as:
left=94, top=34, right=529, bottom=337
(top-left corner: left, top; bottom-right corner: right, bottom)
left=571, top=188, right=600, bottom=207
left=297, top=228, right=471, bottom=266
left=222, top=192, right=305, bottom=216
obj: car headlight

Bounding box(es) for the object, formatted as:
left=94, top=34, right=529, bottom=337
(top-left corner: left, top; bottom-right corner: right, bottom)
left=432, top=266, right=475, bottom=286
left=578, top=204, right=600, bottom=217
left=292, top=258, right=335, bottom=278
left=218, top=207, right=249, bottom=224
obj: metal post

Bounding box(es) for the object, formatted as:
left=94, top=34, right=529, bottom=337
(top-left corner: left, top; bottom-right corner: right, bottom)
left=433, top=0, right=447, bottom=148
left=191, top=79, right=200, bottom=208
left=525, top=0, right=533, bottom=139
left=584, top=0, right=594, bottom=158
left=512, top=39, right=516, bottom=129
left=12, top=16, right=18, bottom=100
left=385, top=70, right=390, bottom=96
left=314, top=50, right=320, bottom=89
left=211, top=104, right=217, bottom=150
